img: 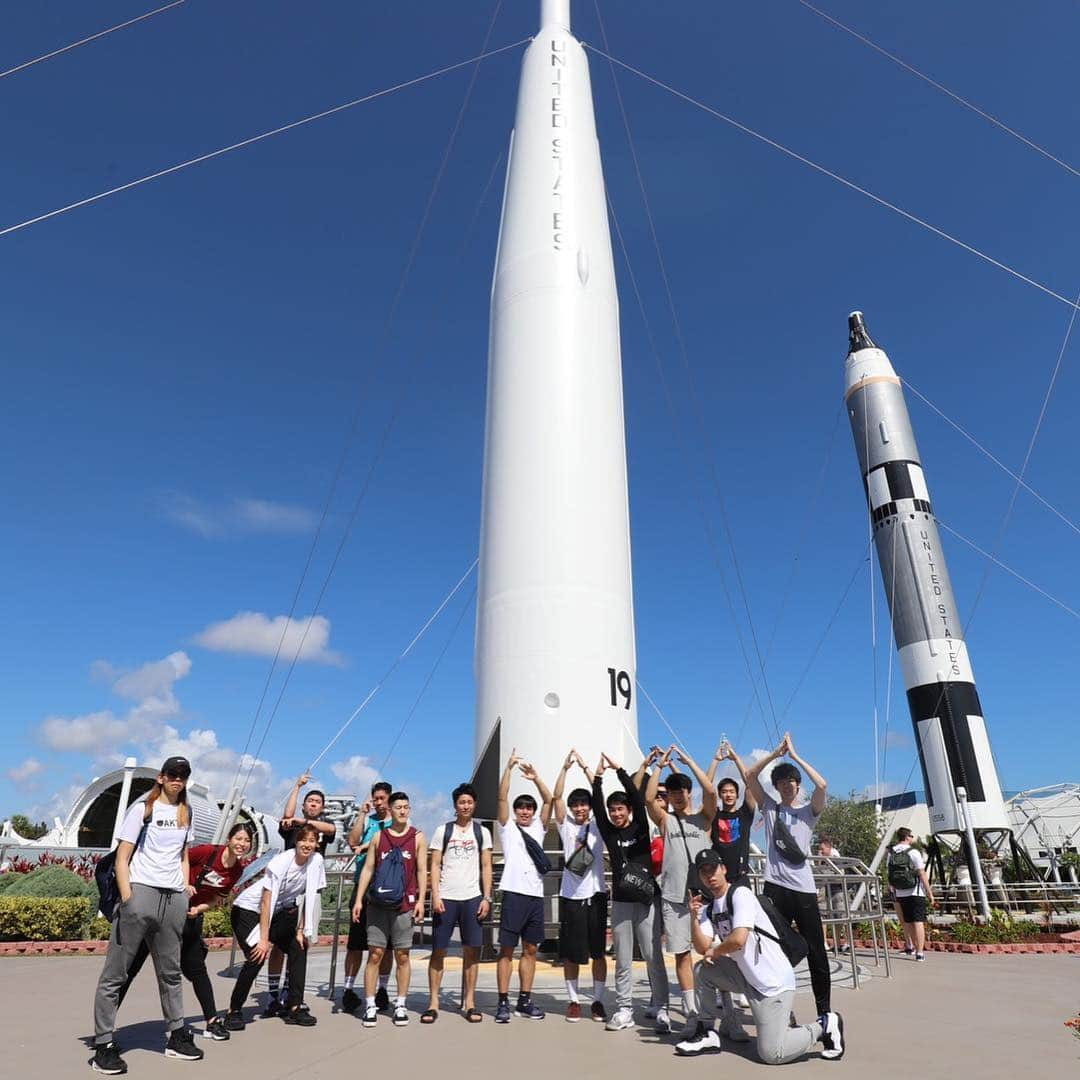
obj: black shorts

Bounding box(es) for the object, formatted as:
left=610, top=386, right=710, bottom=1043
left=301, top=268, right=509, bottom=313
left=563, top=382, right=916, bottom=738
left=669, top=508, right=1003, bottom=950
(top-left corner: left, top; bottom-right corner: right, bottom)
left=347, top=884, right=369, bottom=952
left=499, top=891, right=545, bottom=948
left=558, top=893, right=608, bottom=964
left=897, top=895, right=928, bottom=923
left=433, top=896, right=484, bottom=950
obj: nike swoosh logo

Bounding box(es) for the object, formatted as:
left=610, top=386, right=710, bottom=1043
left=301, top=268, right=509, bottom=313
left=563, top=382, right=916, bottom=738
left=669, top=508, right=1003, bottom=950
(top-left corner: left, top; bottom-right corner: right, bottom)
left=376, top=888, right=391, bottom=893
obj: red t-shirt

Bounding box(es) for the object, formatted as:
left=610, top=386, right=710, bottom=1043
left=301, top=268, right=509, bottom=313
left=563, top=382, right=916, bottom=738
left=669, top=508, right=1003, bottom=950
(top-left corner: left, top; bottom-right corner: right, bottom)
left=188, top=844, right=245, bottom=909
left=374, top=827, right=419, bottom=913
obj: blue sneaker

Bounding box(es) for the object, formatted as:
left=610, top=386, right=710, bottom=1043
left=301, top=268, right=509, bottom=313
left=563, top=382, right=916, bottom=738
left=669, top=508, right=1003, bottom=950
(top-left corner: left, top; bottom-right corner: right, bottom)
left=495, top=1000, right=511, bottom=1024
left=515, top=998, right=545, bottom=1020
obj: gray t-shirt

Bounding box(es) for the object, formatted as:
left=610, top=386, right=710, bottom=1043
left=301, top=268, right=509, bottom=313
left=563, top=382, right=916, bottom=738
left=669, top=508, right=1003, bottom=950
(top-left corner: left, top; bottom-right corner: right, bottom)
left=762, top=794, right=820, bottom=893
left=660, top=810, right=711, bottom=902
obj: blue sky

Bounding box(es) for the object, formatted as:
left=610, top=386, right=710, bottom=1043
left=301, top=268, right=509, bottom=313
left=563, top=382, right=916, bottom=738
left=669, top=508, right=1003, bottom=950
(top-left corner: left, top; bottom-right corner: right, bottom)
left=3, top=0, right=1078, bottom=833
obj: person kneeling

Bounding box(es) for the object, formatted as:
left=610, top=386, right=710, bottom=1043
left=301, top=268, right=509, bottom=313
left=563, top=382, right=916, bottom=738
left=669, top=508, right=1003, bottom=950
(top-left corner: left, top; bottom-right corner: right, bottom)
left=675, top=850, right=845, bottom=1064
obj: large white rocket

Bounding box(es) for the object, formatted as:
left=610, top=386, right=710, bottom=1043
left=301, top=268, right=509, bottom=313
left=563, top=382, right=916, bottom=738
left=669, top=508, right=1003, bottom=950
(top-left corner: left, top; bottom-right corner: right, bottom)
left=472, top=0, right=640, bottom=809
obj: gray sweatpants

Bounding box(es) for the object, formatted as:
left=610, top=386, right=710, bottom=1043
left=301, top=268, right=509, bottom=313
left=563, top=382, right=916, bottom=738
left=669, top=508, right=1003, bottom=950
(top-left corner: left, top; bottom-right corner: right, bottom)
left=695, top=957, right=822, bottom=1065
left=611, top=898, right=669, bottom=1010
left=93, top=884, right=187, bottom=1044
left=649, top=895, right=669, bottom=1007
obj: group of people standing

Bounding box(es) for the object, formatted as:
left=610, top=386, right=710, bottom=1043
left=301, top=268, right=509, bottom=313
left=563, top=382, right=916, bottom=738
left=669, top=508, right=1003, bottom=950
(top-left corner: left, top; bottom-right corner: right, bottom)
left=88, top=731, right=846, bottom=1072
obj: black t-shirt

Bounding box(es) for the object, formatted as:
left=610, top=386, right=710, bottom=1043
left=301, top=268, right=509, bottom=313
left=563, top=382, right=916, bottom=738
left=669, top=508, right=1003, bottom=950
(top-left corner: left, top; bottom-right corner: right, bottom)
left=592, top=769, right=654, bottom=902
left=278, top=812, right=336, bottom=856
left=711, top=803, right=754, bottom=879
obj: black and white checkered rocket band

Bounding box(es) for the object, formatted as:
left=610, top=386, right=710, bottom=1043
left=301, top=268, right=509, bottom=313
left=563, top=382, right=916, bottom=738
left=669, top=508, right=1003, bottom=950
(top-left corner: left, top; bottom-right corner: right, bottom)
left=908, top=681, right=986, bottom=805
left=862, top=458, right=933, bottom=523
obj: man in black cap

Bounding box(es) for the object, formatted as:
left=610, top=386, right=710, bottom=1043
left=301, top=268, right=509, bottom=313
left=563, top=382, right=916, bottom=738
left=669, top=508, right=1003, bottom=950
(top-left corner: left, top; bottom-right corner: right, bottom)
left=675, top=848, right=844, bottom=1063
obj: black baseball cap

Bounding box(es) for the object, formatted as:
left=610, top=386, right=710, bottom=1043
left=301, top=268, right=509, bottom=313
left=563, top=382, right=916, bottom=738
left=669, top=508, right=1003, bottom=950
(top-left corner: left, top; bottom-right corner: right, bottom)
left=160, top=756, right=191, bottom=778
left=694, top=848, right=722, bottom=872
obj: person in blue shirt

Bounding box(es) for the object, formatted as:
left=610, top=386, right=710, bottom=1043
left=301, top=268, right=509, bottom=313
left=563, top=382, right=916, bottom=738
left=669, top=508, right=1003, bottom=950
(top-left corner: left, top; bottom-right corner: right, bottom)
left=341, top=781, right=393, bottom=1014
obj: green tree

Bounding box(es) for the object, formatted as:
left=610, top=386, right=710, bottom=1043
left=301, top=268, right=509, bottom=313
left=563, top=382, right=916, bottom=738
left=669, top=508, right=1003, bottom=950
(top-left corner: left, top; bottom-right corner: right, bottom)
left=815, top=792, right=881, bottom=866
left=9, top=815, right=47, bottom=840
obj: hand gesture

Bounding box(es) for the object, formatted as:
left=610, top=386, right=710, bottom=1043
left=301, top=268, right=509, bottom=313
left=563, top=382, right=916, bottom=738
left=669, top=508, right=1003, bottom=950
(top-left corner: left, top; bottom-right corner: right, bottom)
left=360, top=799, right=373, bottom=816
left=519, top=761, right=538, bottom=781
left=780, top=732, right=794, bottom=756
left=297, top=772, right=311, bottom=788
left=688, top=892, right=704, bottom=917
left=506, top=747, right=523, bottom=770
left=564, top=750, right=577, bottom=770
left=602, top=752, right=622, bottom=771
left=594, top=755, right=607, bottom=776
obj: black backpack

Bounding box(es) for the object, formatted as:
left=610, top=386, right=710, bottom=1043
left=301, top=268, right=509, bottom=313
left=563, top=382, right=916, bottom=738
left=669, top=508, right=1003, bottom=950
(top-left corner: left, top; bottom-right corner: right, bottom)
left=517, top=825, right=553, bottom=876
left=95, top=816, right=149, bottom=921
left=723, top=882, right=809, bottom=968
left=887, top=848, right=919, bottom=890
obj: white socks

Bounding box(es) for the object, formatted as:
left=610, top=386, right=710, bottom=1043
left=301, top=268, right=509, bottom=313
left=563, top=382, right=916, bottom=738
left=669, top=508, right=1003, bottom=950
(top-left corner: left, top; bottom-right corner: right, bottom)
left=343, top=975, right=355, bottom=991
left=565, top=979, right=580, bottom=1003
left=682, top=988, right=697, bottom=1016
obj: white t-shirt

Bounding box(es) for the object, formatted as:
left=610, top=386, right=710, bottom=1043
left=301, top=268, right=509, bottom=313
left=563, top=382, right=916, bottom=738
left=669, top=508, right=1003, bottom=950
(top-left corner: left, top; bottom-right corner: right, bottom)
left=497, top=818, right=546, bottom=898
left=233, top=849, right=327, bottom=914
left=558, top=818, right=606, bottom=900
left=118, top=799, right=194, bottom=892
left=762, top=794, right=820, bottom=893
left=701, top=886, right=796, bottom=998
left=889, top=843, right=926, bottom=898
left=430, top=821, right=493, bottom=901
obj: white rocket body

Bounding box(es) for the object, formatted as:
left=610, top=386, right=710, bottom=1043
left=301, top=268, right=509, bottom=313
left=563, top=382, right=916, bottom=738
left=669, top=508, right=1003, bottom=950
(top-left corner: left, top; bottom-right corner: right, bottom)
left=473, top=1, right=640, bottom=807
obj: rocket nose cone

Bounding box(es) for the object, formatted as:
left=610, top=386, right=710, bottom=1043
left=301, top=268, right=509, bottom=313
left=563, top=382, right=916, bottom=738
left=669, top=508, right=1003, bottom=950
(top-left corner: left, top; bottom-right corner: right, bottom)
left=848, top=310, right=877, bottom=353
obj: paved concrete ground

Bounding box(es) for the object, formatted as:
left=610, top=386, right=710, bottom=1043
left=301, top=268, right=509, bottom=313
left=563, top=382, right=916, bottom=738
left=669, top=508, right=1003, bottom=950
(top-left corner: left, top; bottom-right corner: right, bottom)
left=6, top=947, right=1077, bottom=1078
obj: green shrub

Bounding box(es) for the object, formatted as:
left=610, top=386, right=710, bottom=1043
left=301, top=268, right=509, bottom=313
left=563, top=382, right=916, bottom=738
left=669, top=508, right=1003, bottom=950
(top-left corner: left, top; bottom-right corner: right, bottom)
left=84, top=914, right=112, bottom=940
left=4, top=866, right=93, bottom=898
left=202, top=907, right=233, bottom=938
left=949, top=911, right=1044, bottom=944
left=0, top=897, right=91, bottom=941
left=0, top=874, right=24, bottom=894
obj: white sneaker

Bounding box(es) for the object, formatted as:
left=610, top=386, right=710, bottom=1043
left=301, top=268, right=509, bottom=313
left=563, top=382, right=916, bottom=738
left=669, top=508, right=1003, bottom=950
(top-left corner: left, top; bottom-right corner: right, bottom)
left=732, top=993, right=750, bottom=1008
left=605, top=1007, right=634, bottom=1031
left=675, top=1024, right=722, bottom=1056
left=654, top=1007, right=671, bottom=1035
left=820, top=1012, right=845, bottom=1060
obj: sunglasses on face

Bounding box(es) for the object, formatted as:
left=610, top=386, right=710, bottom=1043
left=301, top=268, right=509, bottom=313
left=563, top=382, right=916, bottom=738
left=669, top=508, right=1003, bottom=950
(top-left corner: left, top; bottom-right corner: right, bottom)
left=165, top=771, right=188, bottom=781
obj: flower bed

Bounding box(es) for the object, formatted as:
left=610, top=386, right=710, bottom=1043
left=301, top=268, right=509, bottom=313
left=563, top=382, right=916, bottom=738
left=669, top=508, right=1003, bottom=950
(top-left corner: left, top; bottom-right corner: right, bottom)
left=0, top=934, right=351, bottom=958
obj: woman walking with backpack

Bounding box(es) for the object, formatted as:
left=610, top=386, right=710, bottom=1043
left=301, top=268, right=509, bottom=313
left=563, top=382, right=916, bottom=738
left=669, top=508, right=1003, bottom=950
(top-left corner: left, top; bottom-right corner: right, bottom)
left=116, top=823, right=253, bottom=1039
left=90, top=756, right=201, bottom=1075
left=225, top=823, right=326, bottom=1029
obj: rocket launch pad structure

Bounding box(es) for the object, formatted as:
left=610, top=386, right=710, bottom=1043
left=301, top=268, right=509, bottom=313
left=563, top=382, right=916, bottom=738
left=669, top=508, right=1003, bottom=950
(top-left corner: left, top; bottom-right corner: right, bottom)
left=472, top=0, right=640, bottom=812
left=845, top=312, right=1009, bottom=837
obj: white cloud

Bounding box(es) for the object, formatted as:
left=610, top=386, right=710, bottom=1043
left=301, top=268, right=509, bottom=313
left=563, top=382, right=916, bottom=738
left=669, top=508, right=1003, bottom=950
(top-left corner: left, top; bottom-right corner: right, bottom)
left=42, top=710, right=133, bottom=752
left=6, top=758, right=44, bottom=786
left=160, top=492, right=316, bottom=538
left=234, top=499, right=318, bottom=533
left=194, top=612, right=342, bottom=666
left=111, top=651, right=192, bottom=701
left=330, top=755, right=379, bottom=792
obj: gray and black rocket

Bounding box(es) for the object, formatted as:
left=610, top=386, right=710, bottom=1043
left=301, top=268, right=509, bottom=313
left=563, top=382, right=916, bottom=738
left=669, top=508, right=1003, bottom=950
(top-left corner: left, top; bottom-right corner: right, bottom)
left=845, top=312, right=1008, bottom=834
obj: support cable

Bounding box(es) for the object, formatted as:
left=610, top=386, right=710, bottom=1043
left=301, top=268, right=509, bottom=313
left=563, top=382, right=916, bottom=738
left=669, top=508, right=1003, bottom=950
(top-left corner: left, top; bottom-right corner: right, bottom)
left=593, top=0, right=783, bottom=747
left=579, top=43, right=1080, bottom=314
left=797, top=1, right=1080, bottom=180
left=1, top=0, right=185, bottom=81
left=0, top=37, right=529, bottom=238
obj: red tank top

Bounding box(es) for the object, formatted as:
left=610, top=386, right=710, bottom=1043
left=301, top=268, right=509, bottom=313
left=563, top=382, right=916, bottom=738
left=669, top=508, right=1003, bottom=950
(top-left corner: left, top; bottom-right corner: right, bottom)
left=376, top=826, right=419, bottom=912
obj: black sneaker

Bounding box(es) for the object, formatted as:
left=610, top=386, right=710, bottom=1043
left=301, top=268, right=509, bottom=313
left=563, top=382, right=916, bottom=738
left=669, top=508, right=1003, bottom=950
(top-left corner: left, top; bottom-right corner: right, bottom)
left=515, top=998, right=545, bottom=1020
left=224, top=1011, right=246, bottom=1032
left=392, top=1004, right=409, bottom=1027
left=283, top=1004, right=317, bottom=1027
left=90, top=1042, right=127, bottom=1075
left=494, top=1000, right=511, bottom=1024
left=362, top=1004, right=378, bottom=1028
left=165, top=1028, right=204, bottom=1061
left=820, top=1012, right=845, bottom=1060
left=262, top=998, right=284, bottom=1019
left=375, top=986, right=391, bottom=1012
left=205, top=1017, right=229, bottom=1041
left=341, top=988, right=361, bottom=1014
